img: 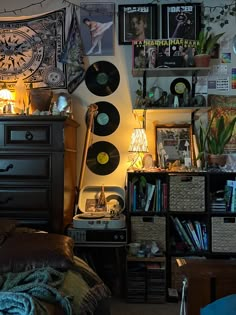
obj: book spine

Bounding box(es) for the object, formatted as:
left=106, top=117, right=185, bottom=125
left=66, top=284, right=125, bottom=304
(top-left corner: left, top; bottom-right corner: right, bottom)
left=162, top=183, right=168, bottom=212
left=145, top=183, right=155, bottom=212
left=174, top=217, right=195, bottom=251
left=194, top=221, right=204, bottom=250
left=170, top=216, right=189, bottom=249
left=186, top=220, right=201, bottom=250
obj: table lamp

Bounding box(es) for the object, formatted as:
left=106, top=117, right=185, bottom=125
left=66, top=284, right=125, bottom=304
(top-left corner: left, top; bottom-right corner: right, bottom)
left=128, top=128, right=149, bottom=170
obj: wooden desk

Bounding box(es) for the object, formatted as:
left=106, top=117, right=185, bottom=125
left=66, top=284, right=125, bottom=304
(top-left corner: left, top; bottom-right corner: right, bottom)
left=177, top=258, right=236, bottom=315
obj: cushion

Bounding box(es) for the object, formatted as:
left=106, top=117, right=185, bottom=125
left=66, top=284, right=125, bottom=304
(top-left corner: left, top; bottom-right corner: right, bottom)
left=0, top=233, right=74, bottom=273
left=201, top=294, right=236, bottom=315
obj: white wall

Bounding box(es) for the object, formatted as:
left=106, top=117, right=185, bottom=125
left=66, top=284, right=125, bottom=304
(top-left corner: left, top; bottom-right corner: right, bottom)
left=0, top=0, right=235, bottom=191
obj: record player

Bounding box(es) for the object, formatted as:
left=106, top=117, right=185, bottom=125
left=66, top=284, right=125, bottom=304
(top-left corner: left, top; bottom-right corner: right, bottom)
left=72, top=185, right=126, bottom=230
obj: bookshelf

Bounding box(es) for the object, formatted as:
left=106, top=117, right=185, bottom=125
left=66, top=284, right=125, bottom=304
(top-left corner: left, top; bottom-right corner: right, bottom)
left=126, top=170, right=236, bottom=300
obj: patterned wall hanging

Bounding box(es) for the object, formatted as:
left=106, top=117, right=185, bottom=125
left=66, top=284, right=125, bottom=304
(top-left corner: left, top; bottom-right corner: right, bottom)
left=0, top=9, right=66, bottom=90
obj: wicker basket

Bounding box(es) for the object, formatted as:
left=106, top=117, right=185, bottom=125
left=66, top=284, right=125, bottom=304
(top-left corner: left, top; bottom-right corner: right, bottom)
left=131, top=216, right=166, bottom=251
left=212, top=217, right=236, bottom=253
left=169, top=175, right=205, bottom=212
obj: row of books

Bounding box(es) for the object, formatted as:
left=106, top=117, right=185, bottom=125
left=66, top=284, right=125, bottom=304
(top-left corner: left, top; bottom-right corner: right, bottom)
left=129, top=178, right=167, bottom=212
left=171, top=216, right=208, bottom=251
left=210, top=180, right=236, bottom=212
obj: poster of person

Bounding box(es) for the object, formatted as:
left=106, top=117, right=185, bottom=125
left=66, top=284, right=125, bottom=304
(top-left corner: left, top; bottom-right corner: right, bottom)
left=162, top=4, right=201, bottom=40
left=80, top=3, right=114, bottom=56
left=118, top=4, right=158, bottom=45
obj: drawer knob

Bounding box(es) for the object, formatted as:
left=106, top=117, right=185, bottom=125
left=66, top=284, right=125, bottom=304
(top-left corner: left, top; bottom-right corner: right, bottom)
left=25, top=131, right=33, bottom=141
left=0, top=164, right=13, bottom=172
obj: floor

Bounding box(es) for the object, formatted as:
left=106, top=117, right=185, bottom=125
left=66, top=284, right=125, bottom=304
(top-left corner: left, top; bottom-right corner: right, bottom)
left=110, top=297, right=180, bottom=315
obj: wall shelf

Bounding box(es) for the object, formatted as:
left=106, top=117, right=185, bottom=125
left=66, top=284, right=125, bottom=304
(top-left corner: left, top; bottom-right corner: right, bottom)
left=132, top=67, right=210, bottom=77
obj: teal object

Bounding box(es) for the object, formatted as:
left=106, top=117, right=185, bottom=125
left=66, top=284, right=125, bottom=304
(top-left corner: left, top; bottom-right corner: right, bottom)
left=201, top=294, right=236, bottom=315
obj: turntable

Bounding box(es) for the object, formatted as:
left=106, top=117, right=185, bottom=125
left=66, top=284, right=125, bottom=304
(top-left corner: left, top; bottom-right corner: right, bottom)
left=72, top=185, right=126, bottom=230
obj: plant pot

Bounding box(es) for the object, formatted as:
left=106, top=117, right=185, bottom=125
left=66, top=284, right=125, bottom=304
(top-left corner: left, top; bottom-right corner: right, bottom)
left=194, top=54, right=210, bottom=67
left=207, top=154, right=227, bottom=167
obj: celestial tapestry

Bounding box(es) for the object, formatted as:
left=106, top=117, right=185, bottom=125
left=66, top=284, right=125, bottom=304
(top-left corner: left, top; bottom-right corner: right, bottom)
left=0, top=9, right=66, bottom=90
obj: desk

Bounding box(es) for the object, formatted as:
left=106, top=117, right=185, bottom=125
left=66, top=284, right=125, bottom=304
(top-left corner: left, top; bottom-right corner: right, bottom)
left=177, top=258, right=236, bottom=315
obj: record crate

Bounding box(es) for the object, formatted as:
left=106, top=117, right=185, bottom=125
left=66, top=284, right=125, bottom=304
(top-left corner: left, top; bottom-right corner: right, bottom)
left=169, top=174, right=205, bottom=212
left=211, top=217, right=236, bottom=253
left=130, top=216, right=166, bottom=251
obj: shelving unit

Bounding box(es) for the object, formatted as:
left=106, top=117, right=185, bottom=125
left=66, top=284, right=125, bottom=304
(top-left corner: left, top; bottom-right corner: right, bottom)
left=126, top=170, right=236, bottom=300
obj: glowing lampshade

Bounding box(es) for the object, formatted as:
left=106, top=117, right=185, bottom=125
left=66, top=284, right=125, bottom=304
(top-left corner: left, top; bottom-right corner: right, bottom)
left=0, top=83, right=13, bottom=101
left=128, top=128, right=149, bottom=153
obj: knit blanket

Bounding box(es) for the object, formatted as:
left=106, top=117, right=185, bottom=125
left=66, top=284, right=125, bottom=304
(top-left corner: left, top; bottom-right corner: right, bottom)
left=0, top=267, right=72, bottom=315
left=0, top=256, right=111, bottom=315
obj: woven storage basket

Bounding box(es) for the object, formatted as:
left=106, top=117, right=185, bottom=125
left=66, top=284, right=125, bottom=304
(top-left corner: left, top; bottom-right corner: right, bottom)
left=212, top=217, right=236, bottom=253
left=169, top=175, right=205, bottom=212
left=131, top=216, right=166, bottom=251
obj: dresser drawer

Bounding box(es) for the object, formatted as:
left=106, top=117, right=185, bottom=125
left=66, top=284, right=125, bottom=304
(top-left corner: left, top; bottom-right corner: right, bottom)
left=0, top=186, right=50, bottom=210
left=5, top=124, right=51, bottom=146
left=0, top=154, right=50, bottom=178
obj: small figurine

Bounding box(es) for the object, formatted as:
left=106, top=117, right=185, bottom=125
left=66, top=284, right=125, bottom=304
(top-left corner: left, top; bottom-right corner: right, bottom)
left=97, top=185, right=107, bottom=209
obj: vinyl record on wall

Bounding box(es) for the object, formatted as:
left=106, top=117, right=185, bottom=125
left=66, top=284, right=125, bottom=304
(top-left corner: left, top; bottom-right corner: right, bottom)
left=170, top=78, right=191, bottom=96
left=86, top=141, right=120, bottom=175
left=85, top=61, right=120, bottom=96
left=86, top=101, right=120, bottom=136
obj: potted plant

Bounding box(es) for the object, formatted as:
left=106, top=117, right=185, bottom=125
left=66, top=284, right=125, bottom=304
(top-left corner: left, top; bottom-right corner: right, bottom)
left=197, top=112, right=236, bottom=167
left=194, top=30, right=224, bottom=67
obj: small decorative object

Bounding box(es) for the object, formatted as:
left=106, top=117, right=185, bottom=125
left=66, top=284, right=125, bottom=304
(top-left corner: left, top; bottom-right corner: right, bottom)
left=194, top=30, right=224, bottom=67
left=197, top=111, right=236, bottom=167
left=97, top=185, right=107, bottom=210
left=142, top=153, right=153, bottom=169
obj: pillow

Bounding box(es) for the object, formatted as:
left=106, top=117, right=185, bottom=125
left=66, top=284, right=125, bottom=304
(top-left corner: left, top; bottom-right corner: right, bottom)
left=0, top=233, right=74, bottom=273
left=201, top=294, right=236, bottom=315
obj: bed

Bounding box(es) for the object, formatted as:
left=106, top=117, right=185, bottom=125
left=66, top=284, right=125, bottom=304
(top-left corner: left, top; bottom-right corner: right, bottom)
left=0, top=220, right=111, bottom=315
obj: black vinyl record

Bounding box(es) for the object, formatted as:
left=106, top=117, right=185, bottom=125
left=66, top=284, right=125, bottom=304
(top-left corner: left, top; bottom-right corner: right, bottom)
left=86, top=101, right=120, bottom=136
left=85, top=61, right=120, bottom=96
left=86, top=141, right=120, bottom=175
left=170, top=78, right=191, bottom=96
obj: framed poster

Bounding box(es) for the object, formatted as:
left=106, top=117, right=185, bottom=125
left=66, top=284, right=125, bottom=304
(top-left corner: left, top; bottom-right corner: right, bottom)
left=80, top=2, right=114, bottom=56
left=162, top=3, right=201, bottom=40
left=118, top=4, right=158, bottom=45
left=156, top=124, right=193, bottom=165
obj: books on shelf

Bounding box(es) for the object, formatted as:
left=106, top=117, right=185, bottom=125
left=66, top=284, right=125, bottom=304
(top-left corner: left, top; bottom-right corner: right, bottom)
left=171, top=216, right=208, bottom=252
left=225, top=180, right=236, bottom=213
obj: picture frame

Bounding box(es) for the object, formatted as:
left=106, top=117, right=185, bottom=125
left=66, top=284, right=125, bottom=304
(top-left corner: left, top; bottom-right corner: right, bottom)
left=80, top=2, right=115, bottom=56
left=161, top=3, right=201, bottom=40
left=156, top=124, right=193, bottom=167
left=118, top=4, right=158, bottom=45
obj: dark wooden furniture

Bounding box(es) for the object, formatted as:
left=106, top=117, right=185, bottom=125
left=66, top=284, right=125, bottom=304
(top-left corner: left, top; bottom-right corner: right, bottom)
left=178, top=258, right=236, bottom=315
left=0, top=116, right=78, bottom=233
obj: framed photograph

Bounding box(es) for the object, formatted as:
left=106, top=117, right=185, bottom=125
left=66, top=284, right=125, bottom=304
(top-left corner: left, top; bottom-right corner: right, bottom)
left=156, top=124, right=193, bottom=166
left=162, top=3, right=201, bottom=40
left=80, top=2, right=115, bottom=56
left=118, top=4, right=158, bottom=45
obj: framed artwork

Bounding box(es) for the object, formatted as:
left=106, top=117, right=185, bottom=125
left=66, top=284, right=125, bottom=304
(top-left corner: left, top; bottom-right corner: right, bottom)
left=118, top=4, right=158, bottom=45
left=80, top=2, right=115, bottom=56
left=156, top=124, right=193, bottom=166
left=162, top=3, right=201, bottom=40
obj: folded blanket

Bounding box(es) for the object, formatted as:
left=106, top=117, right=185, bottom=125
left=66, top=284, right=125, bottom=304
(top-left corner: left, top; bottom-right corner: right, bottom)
left=0, top=292, right=35, bottom=315
left=0, top=267, right=72, bottom=315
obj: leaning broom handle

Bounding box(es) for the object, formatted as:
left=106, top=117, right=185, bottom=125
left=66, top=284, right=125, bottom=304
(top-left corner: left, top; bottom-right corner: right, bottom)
left=78, top=103, right=98, bottom=192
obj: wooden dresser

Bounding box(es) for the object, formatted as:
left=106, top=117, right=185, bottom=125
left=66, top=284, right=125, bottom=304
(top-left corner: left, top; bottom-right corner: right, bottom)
left=0, top=116, right=78, bottom=233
